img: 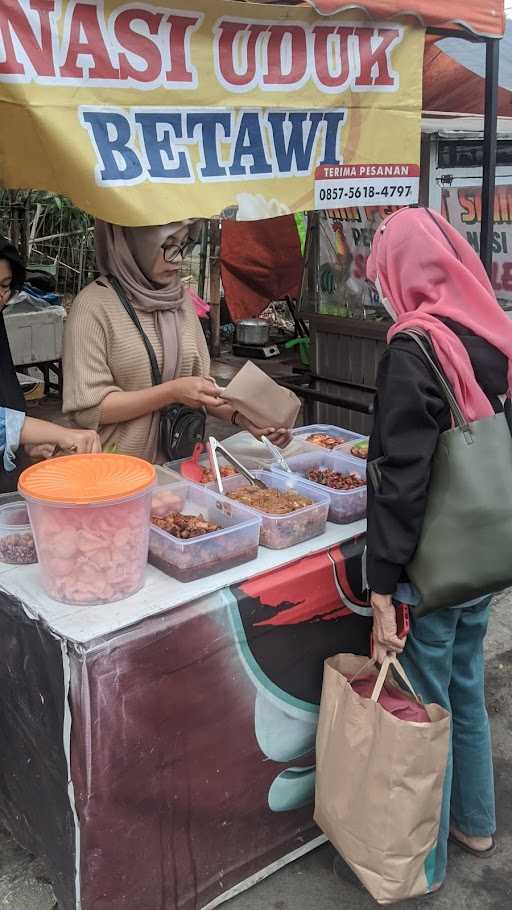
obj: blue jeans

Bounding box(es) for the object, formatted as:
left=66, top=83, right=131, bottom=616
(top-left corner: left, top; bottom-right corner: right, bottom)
left=400, top=597, right=496, bottom=887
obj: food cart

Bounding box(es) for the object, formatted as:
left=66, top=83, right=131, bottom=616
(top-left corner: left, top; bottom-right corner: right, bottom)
left=0, top=1, right=504, bottom=909
left=0, top=464, right=370, bottom=910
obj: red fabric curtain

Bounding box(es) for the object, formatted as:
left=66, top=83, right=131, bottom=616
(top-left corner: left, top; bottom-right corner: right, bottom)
left=220, top=216, right=303, bottom=321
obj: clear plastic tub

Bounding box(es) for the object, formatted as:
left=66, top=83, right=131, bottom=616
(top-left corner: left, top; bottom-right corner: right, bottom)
left=163, top=453, right=239, bottom=485
left=293, top=424, right=365, bottom=453
left=338, top=436, right=369, bottom=461
left=214, top=471, right=330, bottom=550
left=272, top=451, right=367, bottom=525
left=0, top=502, right=37, bottom=565
left=149, top=482, right=261, bottom=581
left=19, top=454, right=155, bottom=605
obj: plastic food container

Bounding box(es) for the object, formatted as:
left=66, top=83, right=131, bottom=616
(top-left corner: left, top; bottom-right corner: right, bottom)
left=272, top=451, right=367, bottom=525
left=293, top=424, right=365, bottom=452
left=0, top=502, right=37, bottom=565
left=149, top=482, right=261, bottom=581
left=338, top=436, right=369, bottom=461
left=19, top=454, right=155, bottom=605
left=163, top=453, right=239, bottom=485
left=214, top=471, right=330, bottom=550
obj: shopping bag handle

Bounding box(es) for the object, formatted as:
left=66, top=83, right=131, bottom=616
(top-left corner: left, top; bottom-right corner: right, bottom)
left=347, top=657, right=377, bottom=686
left=371, top=656, right=419, bottom=703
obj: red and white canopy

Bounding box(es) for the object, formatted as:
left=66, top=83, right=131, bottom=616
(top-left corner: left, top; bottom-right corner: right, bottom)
left=256, top=1, right=505, bottom=39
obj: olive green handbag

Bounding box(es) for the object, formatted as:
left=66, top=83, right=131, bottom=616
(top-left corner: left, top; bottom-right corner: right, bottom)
left=402, top=330, right=512, bottom=615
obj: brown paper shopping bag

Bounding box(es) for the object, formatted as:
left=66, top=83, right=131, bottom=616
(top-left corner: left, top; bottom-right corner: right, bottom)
left=220, top=361, right=301, bottom=429
left=314, top=654, right=450, bottom=905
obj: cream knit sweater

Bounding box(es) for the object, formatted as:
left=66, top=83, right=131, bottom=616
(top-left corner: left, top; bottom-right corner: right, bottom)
left=63, top=280, right=210, bottom=462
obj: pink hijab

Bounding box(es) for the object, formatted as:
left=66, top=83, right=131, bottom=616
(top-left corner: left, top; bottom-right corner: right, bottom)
left=367, top=207, right=512, bottom=422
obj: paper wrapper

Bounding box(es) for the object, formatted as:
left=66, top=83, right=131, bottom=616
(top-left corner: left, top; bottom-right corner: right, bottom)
left=221, top=361, right=301, bottom=429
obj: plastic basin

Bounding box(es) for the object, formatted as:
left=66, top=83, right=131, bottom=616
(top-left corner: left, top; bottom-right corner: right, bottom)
left=213, top=470, right=329, bottom=549
left=292, top=424, right=365, bottom=453
left=272, top=451, right=367, bottom=525
left=19, top=454, right=155, bottom=605
left=149, top=482, right=261, bottom=581
left=0, top=502, right=37, bottom=565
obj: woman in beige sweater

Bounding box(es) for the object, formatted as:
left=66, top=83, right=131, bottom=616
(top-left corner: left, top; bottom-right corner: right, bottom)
left=63, top=221, right=289, bottom=462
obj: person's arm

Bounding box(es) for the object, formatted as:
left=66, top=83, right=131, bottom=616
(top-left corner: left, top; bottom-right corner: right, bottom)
left=20, top=417, right=101, bottom=453
left=1, top=409, right=101, bottom=472
left=187, top=306, right=292, bottom=445
left=367, top=343, right=446, bottom=596
left=1, top=408, right=25, bottom=471
left=206, top=402, right=292, bottom=447
left=64, top=290, right=223, bottom=429
left=367, top=343, right=447, bottom=662
left=99, top=377, right=223, bottom=425
left=63, top=290, right=123, bottom=430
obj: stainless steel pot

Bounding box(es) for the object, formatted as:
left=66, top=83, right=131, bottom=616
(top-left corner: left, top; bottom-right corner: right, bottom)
left=236, top=319, right=270, bottom=346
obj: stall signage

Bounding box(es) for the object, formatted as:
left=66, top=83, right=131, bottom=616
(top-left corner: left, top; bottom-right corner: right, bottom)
left=326, top=206, right=400, bottom=303
left=315, top=164, right=419, bottom=208
left=0, top=0, right=424, bottom=225
left=443, top=185, right=512, bottom=312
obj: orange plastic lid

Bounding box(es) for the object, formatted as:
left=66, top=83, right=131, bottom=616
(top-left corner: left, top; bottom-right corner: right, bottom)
left=19, top=454, right=156, bottom=505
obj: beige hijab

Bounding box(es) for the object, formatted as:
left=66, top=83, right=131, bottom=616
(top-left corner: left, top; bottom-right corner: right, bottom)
left=95, top=221, right=190, bottom=382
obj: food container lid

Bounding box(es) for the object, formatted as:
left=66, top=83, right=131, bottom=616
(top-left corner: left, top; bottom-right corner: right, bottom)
left=19, top=454, right=156, bottom=505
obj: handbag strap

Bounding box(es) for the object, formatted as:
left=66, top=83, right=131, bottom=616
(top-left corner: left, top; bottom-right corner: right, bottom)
left=108, top=274, right=162, bottom=387
left=398, top=329, right=471, bottom=435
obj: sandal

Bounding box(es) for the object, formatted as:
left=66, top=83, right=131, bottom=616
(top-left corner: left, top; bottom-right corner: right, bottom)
left=449, top=832, right=496, bottom=858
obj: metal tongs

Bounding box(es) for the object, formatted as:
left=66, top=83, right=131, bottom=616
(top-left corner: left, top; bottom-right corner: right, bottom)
left=261, top=436, right=291, bottom=473
left=207, top=436, right=266, bottom=495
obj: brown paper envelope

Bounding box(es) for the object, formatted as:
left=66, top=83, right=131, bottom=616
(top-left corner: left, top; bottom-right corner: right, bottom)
left=221, top=361, right=301, bottom=428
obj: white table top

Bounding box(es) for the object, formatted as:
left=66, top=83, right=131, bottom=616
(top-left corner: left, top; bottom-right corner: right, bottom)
left=0, top=520, right=365, bottom=646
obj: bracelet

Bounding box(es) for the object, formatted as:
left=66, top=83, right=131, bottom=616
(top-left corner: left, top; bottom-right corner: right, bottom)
left=231, top=410, right=240, bottom=426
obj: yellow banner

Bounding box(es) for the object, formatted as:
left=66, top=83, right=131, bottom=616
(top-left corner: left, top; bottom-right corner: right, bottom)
left=0, top=0, right=425, bottom=225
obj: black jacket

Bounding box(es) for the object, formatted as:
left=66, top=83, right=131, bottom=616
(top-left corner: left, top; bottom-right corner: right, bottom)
left=366, top=319, right=508, bottom=595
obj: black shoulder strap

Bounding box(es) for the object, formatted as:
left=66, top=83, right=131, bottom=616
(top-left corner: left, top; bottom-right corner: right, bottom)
left=107, top=274, right=162, bottom=387
left=397, top=329, right=468, bottom=431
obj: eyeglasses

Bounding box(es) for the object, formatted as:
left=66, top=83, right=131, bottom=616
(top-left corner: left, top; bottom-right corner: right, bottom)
left=162, top=236, right=200, bottom=263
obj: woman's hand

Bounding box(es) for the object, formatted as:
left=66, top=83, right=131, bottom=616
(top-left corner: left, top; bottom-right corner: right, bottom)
left=236, top=414, right=292, bottom=448
left=24, top=444, right=56, bottom=460
left=371, top=592, right=405, bottom=664
left=168, top=376, right=223, bottom=410
left=21, top=417, right=101, bottom=457
left=54, top=428, right=102, bottom=455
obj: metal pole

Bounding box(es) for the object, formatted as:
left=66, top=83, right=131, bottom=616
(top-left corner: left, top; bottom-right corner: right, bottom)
left=304, top=211, right=320, bottom=310
left=208, top=219, right=221, bottom=359
left=480, top=38, right=500, bottom=278
left=197, top=219, right=209, bottom=300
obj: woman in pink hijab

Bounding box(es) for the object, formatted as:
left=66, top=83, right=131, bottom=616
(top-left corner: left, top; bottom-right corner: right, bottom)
left=365, top=207, right=511, bottom=891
